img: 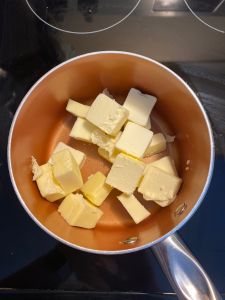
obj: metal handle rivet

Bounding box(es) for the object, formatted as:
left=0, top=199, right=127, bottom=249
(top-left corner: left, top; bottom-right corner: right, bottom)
left=175, top=203, right=187, bottom=217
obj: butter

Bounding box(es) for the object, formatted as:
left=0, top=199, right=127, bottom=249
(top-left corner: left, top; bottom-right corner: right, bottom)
left=117, top=193, right=150, bottom=224
left=40, top=163, right=52, bottom=174
left=145, top=156, right=177, bottom=176
left=165, top=134, right=176, bottom=143
left=116, top=122, right=153, bottom=158
left=147, top=156, right=178, bottom=207
left=144, top=133, right=166, bottom=157
left=154, top=198, right=175, bottom=207
left=31, top=156, right=42, bottom=180
left=58, top=193, right=103, bottom=228
left=123, top=88, right=157, bottom=126
left=69, top=117, right=97, bottom=143
left=145, top=117, right=151, bottom=129
left=97, top=147, right=118, bottom=163
left=86, top=93, right=129, bottom=136
left=91, top=129, right=121, bottom=156
left=31, top=156, right=51, bottom=180
left=36, top=169, right=65, bottom=202
left=102, top=88, right=113, bottom=99
left=66, top=99, right=89, bottom=118
left=49, top=142, right=86, bottom=168
left=91, top=129, right=115, bottom=156
left=81, top=171, right=112, bottom=206
left=138, top=166, right=182, bottom=201
left=106, top=153, right=145, bottom=195
left=52, top=149, right=83, bottom=194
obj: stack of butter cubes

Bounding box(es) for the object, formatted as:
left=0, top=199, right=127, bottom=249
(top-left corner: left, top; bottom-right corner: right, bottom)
left=32, top=88, right=182, bottom=229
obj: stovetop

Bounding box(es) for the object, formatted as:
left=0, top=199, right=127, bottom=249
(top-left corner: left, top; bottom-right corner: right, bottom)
left=0, top=1, right=225, bottom=299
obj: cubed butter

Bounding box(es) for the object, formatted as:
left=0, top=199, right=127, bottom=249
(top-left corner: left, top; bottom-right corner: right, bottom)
left=69, top=117, right=97, bottom=143
left=165, top=134, right=176, bottom=143
left=49, top=142, right=86, bottom=168
left=106, top=153, right=145, bottom=195
left=154, top=198, right=175, bottom=207
left=102, top=88, right=113, bottom=99
left=31, top=156, right=42, bottom=180
left=52, top=149, right=83, bottom=194
left=117, top=193, right=150, bottom=224
left=138, top=166, right=182, bottom=201
left=116, top=122, right=153, bottom=158
left=58, top=193, right=103, bottom=228
left=123, top=88, right=157, bottom=126
left=97, top=147, right=118, bottom=163
left=91, top=129, right=121, bottom=156
left=81, top=171, right=112, bottom=206
left=145, top=156, right=177, bottom=176
left=91, top=129, right=115, bottom=156
left=86, top=93, right=129, bottom=136
left=66, top=99, right=89, bottom=118
left=144, top=133, right=166, bottom=157
left=36, top=169, right=65, bottom=202
left=145, top=117, right=151, bottom=129
left=31, top=156, right=51, bottom=180
left=40, top=163, right=52, bottom=174
left=147, top=156, right=178, bottom=207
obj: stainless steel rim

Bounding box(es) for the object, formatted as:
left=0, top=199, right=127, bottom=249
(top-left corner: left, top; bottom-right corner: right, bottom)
left=7, top=51, right=215, bottom=255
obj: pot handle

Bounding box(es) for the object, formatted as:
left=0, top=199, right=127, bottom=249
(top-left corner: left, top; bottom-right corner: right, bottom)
left=152, top=233, right=222, bottom=300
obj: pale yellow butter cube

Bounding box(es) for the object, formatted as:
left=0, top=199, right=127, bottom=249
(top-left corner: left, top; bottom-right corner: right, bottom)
left=40, top=163, right=52, bottom=174
left=81, top=171, right=112, bottom=206
left=69, top=117, right=97, bottom=143
left=91, top=129, right=115, bottom=156
left=66, top=99, right=89, bottom=118
left=102, top=88, right=113, bottom=99
left=106, top=153, right=145, bottom=195
left=144, top=156, right=178, bottom=207
left=165, top=134, right=176, bottom=143
left=58, top=193, right=103, bottom=229
left=31, top=156, right=51, bottom=180
left=52, top=149, right=83, bottom=194
left=117, top=193, right=150, bottom=224
left=91, top=129, right=121, bottom=156
left=123, top=88, right=157, bottom=126
left=86, top=93, right=129, bottom=136
left=116, top=122, right=153, bottom=158
left=36, top=170, right=65, bottom=202
left=31, top=156, right=42, bottom=180
left=154, top=198, right=175, bottom=207
left=50, top=142, right=86, bottom=168
left=97, top=148, right=118, bottom=163
left=144, top=133, right=166, bottom=157
left=145, top=117, right=151, bottom=129
left=145, top=156, right=177, bottom=176
left=138, top=166, right=182, bottom=201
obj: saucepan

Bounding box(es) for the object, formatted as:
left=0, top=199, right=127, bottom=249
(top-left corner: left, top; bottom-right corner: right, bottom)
left=7, top=51, right=221, bottom=299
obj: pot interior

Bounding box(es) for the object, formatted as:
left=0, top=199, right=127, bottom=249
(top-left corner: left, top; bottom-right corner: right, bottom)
left=9, top=53, right=212, bottom=252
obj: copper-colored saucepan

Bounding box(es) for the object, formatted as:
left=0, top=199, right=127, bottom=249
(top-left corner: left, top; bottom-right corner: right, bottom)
left=8, top=52, right=221, bottom=299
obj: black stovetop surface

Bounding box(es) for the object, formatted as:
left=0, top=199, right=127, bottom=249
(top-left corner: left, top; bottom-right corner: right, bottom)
left=0, top=1, right=225, bottom=299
